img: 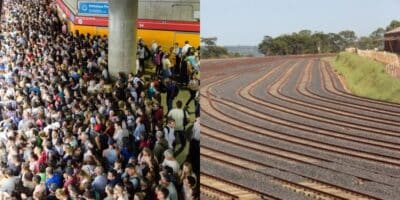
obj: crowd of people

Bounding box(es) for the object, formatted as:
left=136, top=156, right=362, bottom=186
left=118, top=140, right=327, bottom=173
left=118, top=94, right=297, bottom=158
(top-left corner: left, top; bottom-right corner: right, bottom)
left=0, top=0, right=200, bottom=199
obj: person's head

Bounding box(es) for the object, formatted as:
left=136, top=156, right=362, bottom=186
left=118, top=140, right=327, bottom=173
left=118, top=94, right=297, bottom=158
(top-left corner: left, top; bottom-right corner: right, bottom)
left=163, top=149, right=174, bottom=160
left=183, top=162, right=193, bottom=174
left=50, top=183, right=59, bottom=193
left=64, top=167, right=74, bottom=179
left=185, top=41, right=189, bottom=45
left=55, top=188, right=67, bottom=200
left=176, top=100, right=183, bottom=109
left=95, top=166, right=104, bottom=176
left=142, top=147, right=153, bottom=158
left=167, top=118, right=175, bottom=128
left=191, top=72, right=197, bottom=79
left=156, top=131, right=163, bottom=140
left=114, top=183, right=125, bottom=196
left=134, top=192, right=145, bottom=200
left=159, top=171, right=171, bottom=186
left=23, top=171, right=34, bottom=183
left=156, top=186, right=169, bottom=200
left=126, top=163, right=137, bottom=176
left=107, top=169, right=117, bottom=181
left=105, top=184, right=114, bottom=196
left=184, top=175, right=197, bottom=189
left=4, top=168, right=12, bottom=178
left=163, top=53, right=170, bottom=59
left=33, top=175, right=41, bottom=185
left=46, top=166, right=54, bottom=176
left=68, top=185, right=79, bottom=197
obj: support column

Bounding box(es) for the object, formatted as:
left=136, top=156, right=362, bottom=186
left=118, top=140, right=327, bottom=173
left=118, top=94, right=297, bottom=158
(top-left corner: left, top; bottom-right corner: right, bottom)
left=108, top=0, right=138, bottom=77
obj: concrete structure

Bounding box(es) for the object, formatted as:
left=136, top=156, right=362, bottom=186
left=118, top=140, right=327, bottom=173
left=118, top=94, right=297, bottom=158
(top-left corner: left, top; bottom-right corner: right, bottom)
left=108, top=0, right=138, bottom=76
left=384, top=27, right=400, bottom=53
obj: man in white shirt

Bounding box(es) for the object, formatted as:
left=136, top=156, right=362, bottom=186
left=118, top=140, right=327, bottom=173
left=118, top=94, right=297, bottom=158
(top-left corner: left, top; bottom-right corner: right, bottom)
left=181, top=41, right=192, bottom=56
left=167, top=101, right=189, bottom=150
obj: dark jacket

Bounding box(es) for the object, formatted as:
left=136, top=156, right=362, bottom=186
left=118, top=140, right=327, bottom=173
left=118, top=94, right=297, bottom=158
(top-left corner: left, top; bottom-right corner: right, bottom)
left=153, top=138, right=169, bottom=162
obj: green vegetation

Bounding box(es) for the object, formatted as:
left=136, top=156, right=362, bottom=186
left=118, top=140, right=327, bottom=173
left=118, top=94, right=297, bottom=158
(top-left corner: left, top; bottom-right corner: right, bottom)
left=328, top=52, right=400, bottom=103
left=201, top=37, right=248, bottom=58
left=386, top=20, right=400, bottom=31
left=258, top=20, right=400, bottom=56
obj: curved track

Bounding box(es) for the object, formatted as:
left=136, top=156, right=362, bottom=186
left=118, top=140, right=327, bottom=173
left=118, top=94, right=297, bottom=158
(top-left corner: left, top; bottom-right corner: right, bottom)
left=200, top=56, right=400, bottom=199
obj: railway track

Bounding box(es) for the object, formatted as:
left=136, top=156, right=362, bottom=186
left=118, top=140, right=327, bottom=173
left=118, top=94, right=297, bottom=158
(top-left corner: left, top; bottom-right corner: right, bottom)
left=201, top=145, right=380, bottom=200
left=201, top=57, right=400, bottom=199
left=201, top=173, right=275, bottom=200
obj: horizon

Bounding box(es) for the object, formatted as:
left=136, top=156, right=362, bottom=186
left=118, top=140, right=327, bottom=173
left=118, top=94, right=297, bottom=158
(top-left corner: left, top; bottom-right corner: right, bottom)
left=201, top=0, right=400, bottom=46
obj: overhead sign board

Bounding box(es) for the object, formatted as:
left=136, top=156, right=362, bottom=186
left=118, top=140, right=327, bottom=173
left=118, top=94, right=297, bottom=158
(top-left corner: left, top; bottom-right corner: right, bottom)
left=78, top=1, right=109, bottom=16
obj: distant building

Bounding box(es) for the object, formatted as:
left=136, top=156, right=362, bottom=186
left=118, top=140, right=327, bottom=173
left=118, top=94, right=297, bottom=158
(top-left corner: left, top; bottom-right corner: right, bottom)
left=384, top=27, right=400, bottom=53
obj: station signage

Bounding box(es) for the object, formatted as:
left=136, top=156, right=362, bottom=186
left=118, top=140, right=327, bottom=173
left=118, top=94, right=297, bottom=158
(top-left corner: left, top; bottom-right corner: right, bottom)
left=78, top=1, right=109, bottom=16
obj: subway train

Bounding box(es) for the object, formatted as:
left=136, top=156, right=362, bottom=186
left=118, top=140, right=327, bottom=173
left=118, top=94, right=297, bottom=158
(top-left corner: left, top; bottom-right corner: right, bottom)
left=56, top=0, right=200, bottom=50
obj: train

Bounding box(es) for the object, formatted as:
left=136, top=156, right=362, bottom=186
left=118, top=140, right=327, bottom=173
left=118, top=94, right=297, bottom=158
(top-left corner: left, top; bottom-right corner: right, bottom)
left=55, top=0, right=200, bottom=50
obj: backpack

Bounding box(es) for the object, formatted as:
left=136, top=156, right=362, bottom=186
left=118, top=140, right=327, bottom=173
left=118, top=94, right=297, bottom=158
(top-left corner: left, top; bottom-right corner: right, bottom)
left=153, top=52, right=162, bottom=66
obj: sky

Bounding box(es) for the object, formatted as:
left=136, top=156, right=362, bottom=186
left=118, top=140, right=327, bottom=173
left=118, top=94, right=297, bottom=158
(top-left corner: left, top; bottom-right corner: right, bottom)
left=201, top=0, right=400, bottom=46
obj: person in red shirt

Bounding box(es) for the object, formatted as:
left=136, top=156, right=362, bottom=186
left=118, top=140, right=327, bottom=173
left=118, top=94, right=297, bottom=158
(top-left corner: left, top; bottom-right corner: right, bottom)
left=152, top=103, right=164, bottom=132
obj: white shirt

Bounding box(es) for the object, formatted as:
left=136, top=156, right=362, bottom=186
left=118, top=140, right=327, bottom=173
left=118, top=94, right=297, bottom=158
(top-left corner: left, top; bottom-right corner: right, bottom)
left=164, top=126, right=175, bottom=149
left=162, top=159, right=180, bottom=174
left=182, top=44, right=192, bottom=56
left=168, top=109, right=189, bottom=131
left=192, top=118, right=200, bottom=141
left=0, top=176, right=18, bottom=194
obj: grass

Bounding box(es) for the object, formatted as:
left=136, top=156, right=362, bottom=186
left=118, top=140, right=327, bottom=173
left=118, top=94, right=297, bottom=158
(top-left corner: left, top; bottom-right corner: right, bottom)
left=327, top=52, right=400, bottom=104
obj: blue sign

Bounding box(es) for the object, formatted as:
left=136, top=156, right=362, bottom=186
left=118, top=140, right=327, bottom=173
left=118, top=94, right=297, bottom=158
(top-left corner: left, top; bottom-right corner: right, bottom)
left=78, top=1, right=109, bottom=16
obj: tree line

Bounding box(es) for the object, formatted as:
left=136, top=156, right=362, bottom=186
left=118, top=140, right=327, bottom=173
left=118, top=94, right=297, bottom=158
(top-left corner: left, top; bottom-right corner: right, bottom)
left=200, top=37, right=245, bottom=59
left=258, top=20, right=400, bottom=55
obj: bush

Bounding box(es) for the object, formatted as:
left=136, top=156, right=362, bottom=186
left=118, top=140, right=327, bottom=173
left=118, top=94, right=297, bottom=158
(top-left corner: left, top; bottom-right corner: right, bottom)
left=331, top=52, right=400, bottom=103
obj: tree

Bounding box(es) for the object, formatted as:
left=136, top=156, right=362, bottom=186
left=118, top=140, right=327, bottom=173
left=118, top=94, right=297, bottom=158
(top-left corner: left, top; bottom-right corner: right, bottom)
left=327, top=33, right=345, bottom=52
left=201, top=37, right=217, bottom=46
left=369, top=27, right=385, bottom=50
left=200, top=37, right=229, bottom=58
left=339, top=30, right=357, bottom=47
left=258, top=35, right=273, bottom=55
left=386, top=20, right=400, bottom=31
left=357, top=36, right=374, bottom=50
